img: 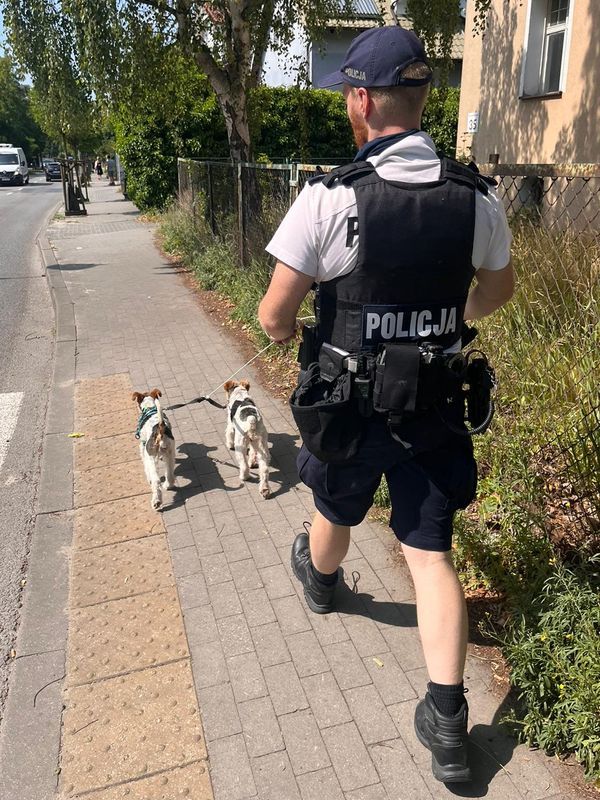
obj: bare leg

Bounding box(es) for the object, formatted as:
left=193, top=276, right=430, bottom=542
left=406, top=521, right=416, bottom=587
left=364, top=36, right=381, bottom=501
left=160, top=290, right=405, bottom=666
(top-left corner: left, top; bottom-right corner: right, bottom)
left=401, top=543, right=468, bottom=684
left=309, top=511, right=351, bottom=575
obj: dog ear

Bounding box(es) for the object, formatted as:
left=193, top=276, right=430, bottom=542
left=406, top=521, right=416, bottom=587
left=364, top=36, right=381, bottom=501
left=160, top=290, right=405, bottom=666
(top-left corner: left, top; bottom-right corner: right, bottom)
left=149, top=388, right=162, bottom=399
left=223, top=380, right=237, bottom=394
left=132, top=392, right=144, bottom=405
left=240, top=380, right=250, bottom=391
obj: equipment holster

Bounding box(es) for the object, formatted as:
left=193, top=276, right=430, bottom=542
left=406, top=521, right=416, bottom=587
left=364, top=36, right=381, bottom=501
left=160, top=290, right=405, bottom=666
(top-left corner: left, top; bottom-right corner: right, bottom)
left=372, top=343, right=421, bottom=415
left=298, top=323, right=318, bottom=372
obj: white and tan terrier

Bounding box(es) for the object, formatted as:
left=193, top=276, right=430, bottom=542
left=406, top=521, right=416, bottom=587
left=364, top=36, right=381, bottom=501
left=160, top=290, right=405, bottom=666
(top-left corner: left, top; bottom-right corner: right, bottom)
left=224, top=380, right=271, bottom=498
left=132, top=389, right=176, bottom=510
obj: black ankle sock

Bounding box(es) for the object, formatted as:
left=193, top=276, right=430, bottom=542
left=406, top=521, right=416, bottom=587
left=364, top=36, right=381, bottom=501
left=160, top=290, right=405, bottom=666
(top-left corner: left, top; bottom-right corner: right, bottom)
left=310, top=563, right=338, bottom=586
left=428, top=681, right=465, bottom=716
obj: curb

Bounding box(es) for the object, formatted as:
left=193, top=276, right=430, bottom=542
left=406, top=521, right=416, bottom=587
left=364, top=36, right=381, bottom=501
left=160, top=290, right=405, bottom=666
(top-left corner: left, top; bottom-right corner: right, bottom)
left=0, top=215, right=76, bottom=798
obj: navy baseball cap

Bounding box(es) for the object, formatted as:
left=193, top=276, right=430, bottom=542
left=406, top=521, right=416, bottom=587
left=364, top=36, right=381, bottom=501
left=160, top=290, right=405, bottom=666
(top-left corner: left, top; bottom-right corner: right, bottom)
left=318, top=26, right=432, bottom=89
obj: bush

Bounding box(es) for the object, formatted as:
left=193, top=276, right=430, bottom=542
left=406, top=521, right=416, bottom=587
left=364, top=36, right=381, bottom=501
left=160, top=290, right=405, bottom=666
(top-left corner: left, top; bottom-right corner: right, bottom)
left=502, top=562, right=600, bottom=779
left=249, top=86, right=355, bottom=162
left=115, top=116, right=179, bottom=211
left=422, top=87, right=460, bottom=158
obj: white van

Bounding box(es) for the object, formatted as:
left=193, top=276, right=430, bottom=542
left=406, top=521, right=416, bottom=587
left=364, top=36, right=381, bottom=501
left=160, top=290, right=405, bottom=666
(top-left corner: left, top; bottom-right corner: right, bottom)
left=0, top=144, right=29, bottom=186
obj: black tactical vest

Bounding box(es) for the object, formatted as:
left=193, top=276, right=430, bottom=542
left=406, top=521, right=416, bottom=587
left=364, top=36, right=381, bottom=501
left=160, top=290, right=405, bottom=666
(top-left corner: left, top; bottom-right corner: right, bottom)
left=313, top=157, right=490, bottom=353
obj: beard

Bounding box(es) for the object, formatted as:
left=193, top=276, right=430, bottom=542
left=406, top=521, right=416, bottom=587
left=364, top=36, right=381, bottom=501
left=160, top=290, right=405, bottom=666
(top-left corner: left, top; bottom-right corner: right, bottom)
left=349, top=111, right=368, bottom=150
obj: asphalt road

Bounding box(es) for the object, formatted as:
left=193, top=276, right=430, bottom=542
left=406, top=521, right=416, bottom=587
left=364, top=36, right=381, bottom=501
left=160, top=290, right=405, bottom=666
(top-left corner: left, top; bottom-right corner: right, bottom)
left=0, top=175, right=63, bottom=721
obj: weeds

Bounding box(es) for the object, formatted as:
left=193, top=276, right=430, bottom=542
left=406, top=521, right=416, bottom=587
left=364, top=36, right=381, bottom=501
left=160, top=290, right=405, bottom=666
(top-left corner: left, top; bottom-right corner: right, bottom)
left=502, top=560, right=600, bottom=780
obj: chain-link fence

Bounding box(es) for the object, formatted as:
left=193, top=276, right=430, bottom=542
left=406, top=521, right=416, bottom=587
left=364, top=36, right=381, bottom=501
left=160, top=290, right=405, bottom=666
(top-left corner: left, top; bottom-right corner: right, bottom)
left=178, top=159, right=335, bottom=265
left=178, top=159, right=600, bottom=258
left=481, top=163, right=600, bottom=235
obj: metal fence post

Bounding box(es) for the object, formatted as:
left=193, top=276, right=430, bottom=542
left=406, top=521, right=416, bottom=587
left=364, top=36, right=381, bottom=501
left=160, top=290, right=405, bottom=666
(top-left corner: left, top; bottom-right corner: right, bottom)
left=207, top=162, right=216, bottom=234
left=237, top=162, right=245, bottom=268
left=289, top=163, right=298, bottom=208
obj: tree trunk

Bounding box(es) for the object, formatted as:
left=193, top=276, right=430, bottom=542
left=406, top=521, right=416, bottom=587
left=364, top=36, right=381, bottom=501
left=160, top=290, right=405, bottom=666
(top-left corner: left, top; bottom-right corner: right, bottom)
left=220, top=89, right=251, bottom=163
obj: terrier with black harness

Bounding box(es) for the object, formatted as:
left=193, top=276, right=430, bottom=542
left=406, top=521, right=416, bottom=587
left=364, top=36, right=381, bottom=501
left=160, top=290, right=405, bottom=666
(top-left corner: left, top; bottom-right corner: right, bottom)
left=133, top=389, right=176, bottom=510
left=224, top=380, right=271, bottom=499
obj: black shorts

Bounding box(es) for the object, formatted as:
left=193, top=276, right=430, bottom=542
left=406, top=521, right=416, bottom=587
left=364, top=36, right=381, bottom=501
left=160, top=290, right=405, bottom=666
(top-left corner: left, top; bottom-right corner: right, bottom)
left=297, top=413, right=477, bottom=552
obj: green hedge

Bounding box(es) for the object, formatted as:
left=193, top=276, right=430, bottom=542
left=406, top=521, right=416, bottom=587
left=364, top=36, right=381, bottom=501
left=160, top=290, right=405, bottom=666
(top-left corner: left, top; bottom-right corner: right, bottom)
left=117, top=83, right=460, bottom=210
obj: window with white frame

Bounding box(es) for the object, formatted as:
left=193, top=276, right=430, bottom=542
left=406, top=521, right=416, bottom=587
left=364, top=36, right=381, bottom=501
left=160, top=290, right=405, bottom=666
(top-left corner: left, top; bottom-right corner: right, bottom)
left=521, top=0, right=572, bottom=97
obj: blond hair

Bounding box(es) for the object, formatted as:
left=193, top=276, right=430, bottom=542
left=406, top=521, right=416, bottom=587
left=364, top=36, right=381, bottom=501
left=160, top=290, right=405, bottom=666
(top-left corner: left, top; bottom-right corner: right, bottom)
left=368, top=62, right=432, bottom=119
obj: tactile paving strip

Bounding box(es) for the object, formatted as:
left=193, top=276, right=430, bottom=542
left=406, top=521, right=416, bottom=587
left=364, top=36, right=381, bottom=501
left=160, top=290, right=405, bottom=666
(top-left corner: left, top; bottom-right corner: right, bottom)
left=77, top=408, right=138, bottom=439
left=70, top=536, right=174, bottom=607
left=67, top=587, right=189, bottom=685
left=75, top=374, right=134, bottom=421
left=74, top=459, right=149, bottom=507
left=73, top=495, right=164, bottom=550
left=69, top=761, right=212, bottom=800
left=60, top=661, right=206, bottom=796
left=74, top=433, right=138, bottom=472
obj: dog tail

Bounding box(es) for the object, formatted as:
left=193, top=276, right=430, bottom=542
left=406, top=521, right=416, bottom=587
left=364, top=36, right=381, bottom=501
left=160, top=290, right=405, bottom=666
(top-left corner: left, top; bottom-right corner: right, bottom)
left=247, top=413, right=258, bottom=434
left=155, top=397, right=166, bottom=447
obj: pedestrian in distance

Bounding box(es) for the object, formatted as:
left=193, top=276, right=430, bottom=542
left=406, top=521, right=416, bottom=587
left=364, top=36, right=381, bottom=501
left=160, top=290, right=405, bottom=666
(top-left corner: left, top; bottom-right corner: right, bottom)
left=107, top=154, right=116, bottom=186
left=94, top=157, right=103, bottom=177
left=258, top=25, right=514, bottom=784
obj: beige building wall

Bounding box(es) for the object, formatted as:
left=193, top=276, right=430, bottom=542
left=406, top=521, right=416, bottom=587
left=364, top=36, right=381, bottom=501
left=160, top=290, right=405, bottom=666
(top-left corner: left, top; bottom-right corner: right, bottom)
left=457, top=0, right=600, bottom=164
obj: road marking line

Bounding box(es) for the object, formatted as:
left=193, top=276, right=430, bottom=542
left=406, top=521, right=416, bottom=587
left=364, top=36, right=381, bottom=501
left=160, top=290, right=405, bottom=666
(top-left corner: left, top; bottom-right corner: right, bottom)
left=0, top=393, right=24, bottom=471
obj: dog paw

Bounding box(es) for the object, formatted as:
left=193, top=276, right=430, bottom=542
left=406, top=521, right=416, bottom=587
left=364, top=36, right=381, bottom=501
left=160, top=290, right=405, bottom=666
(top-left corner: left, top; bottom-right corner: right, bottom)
left=152, top=496, right=162, bottom=510
left=260, top=485, right=271, bottom=499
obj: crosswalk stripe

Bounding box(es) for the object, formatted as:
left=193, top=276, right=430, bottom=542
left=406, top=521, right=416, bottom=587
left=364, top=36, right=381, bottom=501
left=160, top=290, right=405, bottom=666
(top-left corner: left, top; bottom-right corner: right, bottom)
left=0, top=392, right=24, bottom=471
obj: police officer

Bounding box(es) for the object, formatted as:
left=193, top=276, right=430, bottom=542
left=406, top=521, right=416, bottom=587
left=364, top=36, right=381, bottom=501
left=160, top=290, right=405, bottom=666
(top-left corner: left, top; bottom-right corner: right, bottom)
left=258, top=26, right=513, bottom=783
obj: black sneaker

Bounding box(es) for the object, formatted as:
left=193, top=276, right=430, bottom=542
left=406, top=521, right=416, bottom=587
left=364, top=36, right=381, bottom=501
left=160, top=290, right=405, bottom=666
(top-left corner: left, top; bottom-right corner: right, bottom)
left=414, top=691, right=471, bottom=783
left=291, top=532, right=337, bottom=614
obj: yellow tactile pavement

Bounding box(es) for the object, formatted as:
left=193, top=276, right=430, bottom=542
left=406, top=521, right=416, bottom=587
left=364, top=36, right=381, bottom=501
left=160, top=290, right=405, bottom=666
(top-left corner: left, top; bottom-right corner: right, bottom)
left=73, top=494, right=163, bottom=550
left=60, top=374, right=213, bottom=799
left=73, top=432, right=138, bottom=471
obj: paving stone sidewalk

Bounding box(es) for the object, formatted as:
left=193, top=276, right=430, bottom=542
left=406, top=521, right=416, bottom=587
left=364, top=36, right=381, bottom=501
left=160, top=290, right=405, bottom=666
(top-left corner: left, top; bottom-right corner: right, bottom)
left=45, top=181, right=573, bottom=800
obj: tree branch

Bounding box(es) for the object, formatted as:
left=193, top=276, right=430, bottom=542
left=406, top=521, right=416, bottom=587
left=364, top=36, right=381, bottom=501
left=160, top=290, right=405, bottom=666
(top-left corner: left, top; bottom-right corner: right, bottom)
left=249, top=0, right=275, bottom=89
left=138, top=0, right=178, bottom=17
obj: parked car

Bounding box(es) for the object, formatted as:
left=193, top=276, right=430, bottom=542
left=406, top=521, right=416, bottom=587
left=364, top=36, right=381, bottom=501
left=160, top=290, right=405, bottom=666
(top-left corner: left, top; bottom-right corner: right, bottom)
left=0, top=143, right=29, bottom=185
left=45, top=161, right=62, bottom=182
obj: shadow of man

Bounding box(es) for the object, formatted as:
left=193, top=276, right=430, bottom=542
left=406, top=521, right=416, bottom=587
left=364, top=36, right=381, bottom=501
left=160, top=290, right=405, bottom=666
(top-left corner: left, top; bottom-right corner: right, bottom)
left=337, top=571, right=523, bottom=796
left=336, top=570, right=418, bottom=627
left=262, top=430, right=302, bottom=498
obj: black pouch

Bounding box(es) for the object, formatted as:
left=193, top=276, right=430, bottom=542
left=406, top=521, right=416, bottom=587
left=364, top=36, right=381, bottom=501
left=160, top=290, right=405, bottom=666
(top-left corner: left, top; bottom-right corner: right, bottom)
left=298, top=323, right=318, bottom=372
left=289, top=363, right=364, bottom=463
left=372, top=343, right=421, bottom=414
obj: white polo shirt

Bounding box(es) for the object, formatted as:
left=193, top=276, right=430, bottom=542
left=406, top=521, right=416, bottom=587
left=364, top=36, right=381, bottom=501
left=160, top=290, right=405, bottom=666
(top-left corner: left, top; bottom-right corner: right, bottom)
left=266, top=132, right=512, bottom=283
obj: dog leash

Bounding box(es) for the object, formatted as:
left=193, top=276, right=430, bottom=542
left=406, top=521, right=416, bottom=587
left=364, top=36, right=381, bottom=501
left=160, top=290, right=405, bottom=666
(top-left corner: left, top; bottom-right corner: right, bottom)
left=165, top=317, right=315, bottom=411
